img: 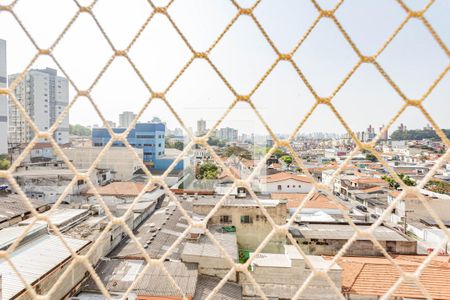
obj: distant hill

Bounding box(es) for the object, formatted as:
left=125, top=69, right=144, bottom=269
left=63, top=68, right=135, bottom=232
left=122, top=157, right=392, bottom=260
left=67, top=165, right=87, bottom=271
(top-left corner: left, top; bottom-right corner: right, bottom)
left=390, top=128, right=450, bottom=141
left=69, top=124, right=91, bottom=137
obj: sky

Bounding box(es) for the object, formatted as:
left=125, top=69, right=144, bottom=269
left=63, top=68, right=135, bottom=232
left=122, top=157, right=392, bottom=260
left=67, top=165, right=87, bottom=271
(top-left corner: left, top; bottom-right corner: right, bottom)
left=0, top=0, right=449, bottom=136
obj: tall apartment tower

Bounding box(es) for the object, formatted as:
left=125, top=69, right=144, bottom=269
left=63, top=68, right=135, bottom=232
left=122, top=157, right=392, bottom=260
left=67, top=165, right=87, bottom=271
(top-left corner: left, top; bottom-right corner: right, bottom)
left=119, top=111, right=136, bottom=128
left=196, top=119, right=206, bottom=136
left=218, top=127, right=238, bottom=142
left=0, top=39, right=7, bottom=154
left=379, top=125, right=388, bottom=141
left=8, top=68, right=69, bottom=145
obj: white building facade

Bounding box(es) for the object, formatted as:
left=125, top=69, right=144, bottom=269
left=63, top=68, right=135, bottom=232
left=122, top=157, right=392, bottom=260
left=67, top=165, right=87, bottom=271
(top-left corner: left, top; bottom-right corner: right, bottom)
left=196, top=119, right=206, bottom=136
left=0, top=39, right=7, bottom=154
left=217, top=127, right=238, bottom=141
left=8, top=68, right=69, bottom=145
left=118, top=111, right=136, bottom=128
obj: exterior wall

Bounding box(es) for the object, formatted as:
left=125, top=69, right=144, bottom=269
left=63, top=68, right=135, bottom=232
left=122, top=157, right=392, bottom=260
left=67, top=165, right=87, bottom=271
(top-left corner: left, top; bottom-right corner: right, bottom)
left=181, top=254, right=237, bottom=282
left=193, top=202, right=287, bottom=252
left=154, top=157, right=184, bottom=171
left=63, top=147, right=144, bottom=181
left=92, top=123, right=165, bottom=166
left=0, top=39, right=7, bottom=154
left=294, top=239, right=417, bottom=256
left=119, top=111, right=136, bottom=128
left=260, top=178, right=313, bottom=194
left=389, top=195, right=450, bottom=224
left=30, top=146, right=55, bottom=161
left=8, top=68, right=69, bottom=145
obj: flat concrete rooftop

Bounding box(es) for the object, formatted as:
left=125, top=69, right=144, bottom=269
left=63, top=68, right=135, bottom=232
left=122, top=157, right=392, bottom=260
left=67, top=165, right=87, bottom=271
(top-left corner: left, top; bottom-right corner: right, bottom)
left=290, top=223, right=409, bottom=242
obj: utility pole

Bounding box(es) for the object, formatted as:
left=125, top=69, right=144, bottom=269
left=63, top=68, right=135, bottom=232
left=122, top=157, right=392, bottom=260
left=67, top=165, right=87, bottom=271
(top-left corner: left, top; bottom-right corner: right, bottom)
left=403, top=209, right=414, bottom=234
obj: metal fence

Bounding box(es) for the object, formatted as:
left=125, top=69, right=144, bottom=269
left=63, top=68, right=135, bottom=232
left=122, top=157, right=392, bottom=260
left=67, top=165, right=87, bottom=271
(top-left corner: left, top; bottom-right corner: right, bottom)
left=0, top=0, right=449, bottom=299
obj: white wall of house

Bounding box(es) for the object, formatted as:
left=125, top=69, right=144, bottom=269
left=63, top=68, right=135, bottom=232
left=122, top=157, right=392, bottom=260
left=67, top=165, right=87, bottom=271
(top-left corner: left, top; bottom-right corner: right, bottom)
left=260, top=178, right=313, bottom=194
left=64, top=147, right=144, bottom=181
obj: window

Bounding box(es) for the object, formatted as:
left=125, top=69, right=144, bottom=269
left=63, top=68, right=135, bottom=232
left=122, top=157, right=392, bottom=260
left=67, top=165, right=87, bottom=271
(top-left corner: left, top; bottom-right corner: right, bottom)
left=287, top=185, right=289, bottom=188
left=277, top=185, right=282, bottom=191
left=293, top=185, right=296, bottom=188
left=240, top=215, right=252, bottom=224
left=219, top=215, right=232, bottom=224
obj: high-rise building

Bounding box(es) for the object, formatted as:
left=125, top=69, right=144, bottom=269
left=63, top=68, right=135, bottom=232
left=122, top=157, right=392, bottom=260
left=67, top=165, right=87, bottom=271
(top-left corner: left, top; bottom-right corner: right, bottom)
left=118, top=111, right=136, bottom=128
left=196, top=119, right=206, bottom=136
left=398, top=123, right=407, bottom=132
left=379, top=125, right=388, bottom=141
left=8, top=68, right=69, bottom=145
left=106, top=120, right=116, bottom=128
left=0, top=39, right=7, bottom=154
left=366, top=124, right=376, bottom=141
left=217, top=127, right=238, bottom=142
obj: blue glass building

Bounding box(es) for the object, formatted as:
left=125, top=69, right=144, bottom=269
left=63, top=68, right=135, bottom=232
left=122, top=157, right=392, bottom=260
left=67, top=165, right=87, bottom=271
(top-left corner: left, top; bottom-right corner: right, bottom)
left=92, top=123, right=166, bottom=167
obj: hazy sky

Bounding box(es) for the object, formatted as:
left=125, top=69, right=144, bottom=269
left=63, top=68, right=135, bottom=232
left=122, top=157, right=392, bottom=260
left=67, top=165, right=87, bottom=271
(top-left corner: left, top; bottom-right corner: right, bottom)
left=0, top=0, right=449, bottom=136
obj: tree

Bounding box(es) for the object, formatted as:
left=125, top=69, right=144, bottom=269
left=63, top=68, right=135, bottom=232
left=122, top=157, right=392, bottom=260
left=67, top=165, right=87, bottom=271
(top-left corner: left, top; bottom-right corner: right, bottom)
left=280, top=155, right=292, bottom=165
left=382, top=173, right=416, bottom=189
left=425, top=180, right=450, bottom=195
left=173, top=141, right=184, bottom=150
left=365, top=153, right=378, bottom=162
left=223, top=146, right=251, bottom=160
left=208, top=137, right=225, bottom=147
left=0, top=158, right=9, bottom=170
left=390, top=128, right=450, bottom=141
left=254, top=146, right=270, bottom=157
left=196, top=162, right=219, bottom=180
left=273, top=148, right=285, bottom=158
left=69, top=124, right=91, bottom=136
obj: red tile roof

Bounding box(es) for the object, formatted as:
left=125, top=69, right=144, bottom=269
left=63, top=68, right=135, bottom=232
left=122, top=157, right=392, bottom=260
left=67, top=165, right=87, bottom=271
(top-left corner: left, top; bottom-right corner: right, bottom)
left=361, top=186, right=385, bottom=194
left=272, top=193, right=347, bottom=211
left=388, top=190, right=420, bottom=201
left=351, top=177, right=387, bottom=185
left=218, top=166, right=241, bottom=180
left=338, top=255, right=450, bottom=299
left=261, top=172, right=313, bottom=184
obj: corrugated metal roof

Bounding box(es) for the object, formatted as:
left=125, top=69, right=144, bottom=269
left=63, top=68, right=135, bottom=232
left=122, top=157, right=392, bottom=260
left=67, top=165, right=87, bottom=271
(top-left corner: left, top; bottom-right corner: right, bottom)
left=193, top=275, right=242, bottom=300
left=0, top=224, right=47, bottom=250
left=182, top=230, right=238, bottom=261
left=293, top=224, right=409, bottom=241
left=82, top=260, right=198, bottom=297
left=112, top=201, right=192, bottom=260
left=0, top=195, right=48, bottom=223
left=0, top=234, right=89, bottom=299
left=19, top=208, right=89, bottom=227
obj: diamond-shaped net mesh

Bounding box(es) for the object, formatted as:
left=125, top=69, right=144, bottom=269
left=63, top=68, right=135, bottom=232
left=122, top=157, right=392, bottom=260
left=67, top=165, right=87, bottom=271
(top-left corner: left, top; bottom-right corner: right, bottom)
left=0, top=0, right=449, bottom=299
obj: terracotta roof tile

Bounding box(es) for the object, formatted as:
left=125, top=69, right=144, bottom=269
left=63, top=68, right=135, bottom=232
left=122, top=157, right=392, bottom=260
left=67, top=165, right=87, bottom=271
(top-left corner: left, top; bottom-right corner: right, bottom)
left=272, top=193, right=347, bottom=211
left=218, top=166, right=241, bottom=180
left=261, top=172, right=313, bottom=184
left=338, top=256, right=450, bottom=299
left=361, top=186, right=385, bottom=194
